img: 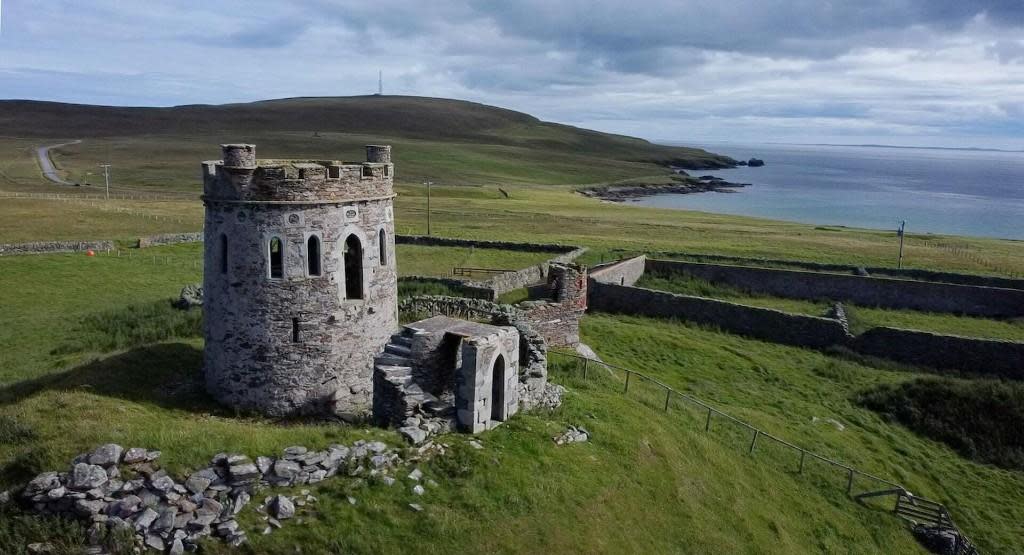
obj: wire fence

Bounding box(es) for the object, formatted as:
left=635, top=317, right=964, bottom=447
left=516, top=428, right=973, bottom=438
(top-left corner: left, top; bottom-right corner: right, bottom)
left=547, top=350, right=979, bottom=553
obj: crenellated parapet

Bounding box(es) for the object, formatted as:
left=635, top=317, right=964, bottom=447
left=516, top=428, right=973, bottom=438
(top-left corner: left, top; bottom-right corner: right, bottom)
left=203, top=144, right=394, bottom=203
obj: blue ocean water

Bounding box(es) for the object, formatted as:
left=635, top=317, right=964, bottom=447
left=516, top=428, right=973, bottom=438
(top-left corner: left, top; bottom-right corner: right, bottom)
left=630, top=143, right=1024, bottom=240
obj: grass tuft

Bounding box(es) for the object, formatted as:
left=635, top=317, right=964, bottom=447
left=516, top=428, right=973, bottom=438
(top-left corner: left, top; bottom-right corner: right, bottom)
left=51, top=301, right=202, bottom=356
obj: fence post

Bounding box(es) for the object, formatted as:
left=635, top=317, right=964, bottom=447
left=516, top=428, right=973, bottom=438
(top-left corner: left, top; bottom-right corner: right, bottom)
left=663, top=389, right=671, bottom=411
left=748, top=430, right=759, bottom=454
left=623, top=370, right=631, bottom=393
left=798, top=451, right=806, bottom=474
left=705, top=408, right=712, bottom=432
left=583, top=358, right=589, bottom=381
left=846, top=469, right=855, bottom=496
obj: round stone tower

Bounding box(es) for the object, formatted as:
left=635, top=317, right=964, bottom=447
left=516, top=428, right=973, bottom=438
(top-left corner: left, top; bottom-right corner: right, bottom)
left=201, top=144, right=398, bottom=418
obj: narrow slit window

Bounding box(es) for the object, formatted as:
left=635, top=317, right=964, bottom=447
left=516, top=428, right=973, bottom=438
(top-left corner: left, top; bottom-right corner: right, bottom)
left=292, top=317, right=300, bottom=343
left=378, top=229, right=387, bottom=266
left=219, top=233, right=228, bottom=274
left=269, top=236, right=284, bottom=279
left=343, top=234, right=363, bottom=299
left=307, top=235, right=322, bottom=276
left=328, top=166, right=340, bottom=179
left=383, top=165, right=390, bottom=177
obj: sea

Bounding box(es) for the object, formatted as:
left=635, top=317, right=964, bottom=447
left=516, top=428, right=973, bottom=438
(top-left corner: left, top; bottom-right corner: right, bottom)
left=629, top=142, right=1024, bottom=240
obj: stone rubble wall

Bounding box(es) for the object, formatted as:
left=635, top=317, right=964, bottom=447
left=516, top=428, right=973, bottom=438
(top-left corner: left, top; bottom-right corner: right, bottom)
left=637, top=249, right=1024, bottom=290
left=6, top=440, right=424, bottom=554
left=137, top=233, right=204, bottom=248
left=0, top=240, right=114, bottom=256
left=646, top=259, right=1024, bottom=318
left=589, top=255, right=647, bottom=286
left=851, top=327, right=1024, bottom=379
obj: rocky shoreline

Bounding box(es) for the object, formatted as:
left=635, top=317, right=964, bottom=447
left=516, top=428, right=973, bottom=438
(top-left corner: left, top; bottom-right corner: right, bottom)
left=579, top=174, right=751, bottom=202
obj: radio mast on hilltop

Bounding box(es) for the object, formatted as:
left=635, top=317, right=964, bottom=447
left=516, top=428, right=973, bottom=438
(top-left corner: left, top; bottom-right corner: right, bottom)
left=377, top=70, right=383, bottom=96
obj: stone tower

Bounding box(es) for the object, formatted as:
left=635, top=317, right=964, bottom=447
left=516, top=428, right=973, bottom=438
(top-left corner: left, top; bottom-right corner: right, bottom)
left=201, top=144, right=398, bottom=418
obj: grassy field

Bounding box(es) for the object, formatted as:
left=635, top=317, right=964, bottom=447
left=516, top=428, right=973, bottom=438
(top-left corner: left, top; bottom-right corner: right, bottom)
left=2, top=95, right=1023, bottom=553
left=636, top=271, right=1024, bottom=341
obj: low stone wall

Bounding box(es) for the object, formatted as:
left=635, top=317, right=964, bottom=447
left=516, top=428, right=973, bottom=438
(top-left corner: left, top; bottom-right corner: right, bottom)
left=137, top=232, right=204, bottom=248
left=646, top=259, right=1024, bottom=317
left=589, top=255, right=646, bottom=286
left=852, top=328, right=1024, bottom=379
left=639, top=250, right=1024, bottom=290
left=588, top=278, right=1024, bottom=377
left=0, top=240, right=115, bottom=256
left=588, top=280, right=851, bottom=349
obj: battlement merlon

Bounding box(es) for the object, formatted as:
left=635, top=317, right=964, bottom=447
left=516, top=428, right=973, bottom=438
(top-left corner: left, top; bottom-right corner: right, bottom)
left=203, top=144, right=395, bottom=203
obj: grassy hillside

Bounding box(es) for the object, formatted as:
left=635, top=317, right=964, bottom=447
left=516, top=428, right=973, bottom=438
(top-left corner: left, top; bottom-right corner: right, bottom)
left=3, top=246, right=1022, bottom=552
left=0, top=96, right=735, bottom=170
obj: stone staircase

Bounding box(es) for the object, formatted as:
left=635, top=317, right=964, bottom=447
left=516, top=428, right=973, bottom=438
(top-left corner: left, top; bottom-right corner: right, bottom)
left=373, top=328, right=439, bottom=425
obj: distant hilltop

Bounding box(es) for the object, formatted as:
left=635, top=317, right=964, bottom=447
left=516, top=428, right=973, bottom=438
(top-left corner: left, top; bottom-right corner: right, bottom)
left=0, top=95, right=737, bottom=170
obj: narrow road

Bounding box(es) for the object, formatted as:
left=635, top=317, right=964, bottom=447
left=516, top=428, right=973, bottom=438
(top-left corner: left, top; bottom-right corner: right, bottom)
left=35, top=140, right=82, bottom=185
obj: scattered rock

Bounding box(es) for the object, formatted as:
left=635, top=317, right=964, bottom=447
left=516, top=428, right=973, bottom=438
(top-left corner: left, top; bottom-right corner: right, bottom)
left=468, top=440, right=484, bottom=450
left=269, top=495, right=295, bottom=520
left=173, top=284, right=203, bottom=309
left=573, top=342, right=603, bottom=363
left=407, top=468, right=423, bottom=482
left=412, top=485, right=425, bottom=496
left=399, top=426, right=429, bottom=445
left=408, top=503, right=423, bottom=512
left=554, top=426, right=590, bottom=445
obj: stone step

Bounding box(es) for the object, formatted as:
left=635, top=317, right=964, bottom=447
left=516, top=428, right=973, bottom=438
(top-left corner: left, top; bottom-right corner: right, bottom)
left=385, top=343, right=411, bottom=357
left=375, top=352, right=412, bottom=367
left=391, top=334, right=414, bottom=348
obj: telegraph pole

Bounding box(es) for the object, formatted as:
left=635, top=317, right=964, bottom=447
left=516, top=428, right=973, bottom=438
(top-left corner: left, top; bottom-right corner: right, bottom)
left=99, top=164, right=111, bottom=200
left=897, top=220, right=906, bottom=269
left=423, top=180, right=433, bottom=235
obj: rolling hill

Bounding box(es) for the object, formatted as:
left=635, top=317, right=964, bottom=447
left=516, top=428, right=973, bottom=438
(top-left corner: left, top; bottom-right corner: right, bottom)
left=0, top=95, right=734, bottom=170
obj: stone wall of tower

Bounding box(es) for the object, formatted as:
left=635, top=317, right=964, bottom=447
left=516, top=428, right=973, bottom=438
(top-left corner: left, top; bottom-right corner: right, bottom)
left=202, top=145, right=398, bottom=418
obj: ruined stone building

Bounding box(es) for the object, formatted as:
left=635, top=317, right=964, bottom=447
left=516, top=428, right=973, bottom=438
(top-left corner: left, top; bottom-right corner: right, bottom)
left=201, top=144, right=557, bottom=438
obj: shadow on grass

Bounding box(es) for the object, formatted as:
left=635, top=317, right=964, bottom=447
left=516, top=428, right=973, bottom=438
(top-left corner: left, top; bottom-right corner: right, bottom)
left=0, top=342, right=220, bottom=414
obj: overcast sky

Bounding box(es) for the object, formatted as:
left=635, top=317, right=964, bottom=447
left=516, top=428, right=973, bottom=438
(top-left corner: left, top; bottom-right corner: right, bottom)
left=1, top=1, right=1023, bottom=148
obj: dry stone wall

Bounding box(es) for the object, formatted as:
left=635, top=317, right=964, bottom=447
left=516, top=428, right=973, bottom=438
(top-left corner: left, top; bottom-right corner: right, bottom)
left=589, top=255, right=646, bottom=286
left=589, top=280, right=851, bottom=349
left=646, top=259, right=1024, bottom=317
left=0, top=240, right=114, bottom=256
left=137, top=233, right=204, bottom=248
left=852, top=328, right=1024, bottom=378
left=639, top=250, right=1024, bottom=290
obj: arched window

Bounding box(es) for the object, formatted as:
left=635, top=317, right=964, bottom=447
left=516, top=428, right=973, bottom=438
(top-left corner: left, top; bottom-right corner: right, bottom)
left=343, top=234, right=363, bottom=299
left=219, top=233, right=228, bottom=274
left=307, top=235, right=321, bottom=276
left=378, top=229, right=387, bottom=266
left=269, top=236, right=283, bottom=279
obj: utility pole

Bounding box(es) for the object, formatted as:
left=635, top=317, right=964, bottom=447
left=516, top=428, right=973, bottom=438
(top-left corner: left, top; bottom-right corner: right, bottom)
left=897, top=220, right=906, bottom=269
left=423, top=180, right=433, bottom=236
left=99, top=164, right=111, bottom=200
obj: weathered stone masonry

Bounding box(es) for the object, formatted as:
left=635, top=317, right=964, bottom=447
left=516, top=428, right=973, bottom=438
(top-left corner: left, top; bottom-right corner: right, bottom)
left=202, top=144, right=398, bottom=418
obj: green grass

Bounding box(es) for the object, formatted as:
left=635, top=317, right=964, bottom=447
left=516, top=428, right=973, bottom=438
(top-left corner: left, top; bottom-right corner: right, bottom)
left=636, top=270, right=1024, bottom=341
left=2, top=243, right=1022, bottom=552
left=395, top=244, right=552, bottom=277
left=858, top=378, right=1024, bottom=471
